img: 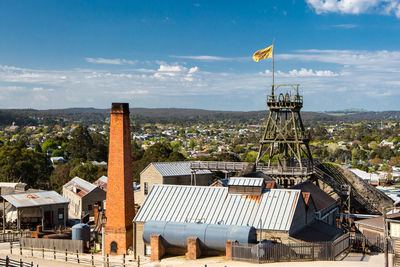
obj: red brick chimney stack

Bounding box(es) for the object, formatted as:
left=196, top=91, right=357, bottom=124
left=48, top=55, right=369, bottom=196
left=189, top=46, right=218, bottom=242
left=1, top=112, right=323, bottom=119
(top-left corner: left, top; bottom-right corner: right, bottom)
left=104, top=103, right=135, bottom=255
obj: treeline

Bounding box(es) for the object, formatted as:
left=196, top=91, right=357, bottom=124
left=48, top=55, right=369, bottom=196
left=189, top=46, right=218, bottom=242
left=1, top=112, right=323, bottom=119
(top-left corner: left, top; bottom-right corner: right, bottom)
left=1, top=108, right=400, bottom=127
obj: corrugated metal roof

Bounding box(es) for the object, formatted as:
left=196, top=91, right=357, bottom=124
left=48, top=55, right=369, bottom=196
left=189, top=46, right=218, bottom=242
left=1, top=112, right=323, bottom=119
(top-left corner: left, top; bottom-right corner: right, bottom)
left=3, top=191, right=69, bottom=208
left=228, top=177, right=264, bottom=187
left=134, top=185, right=301, bottom=231
left=63, top=177, right=98, bottom=197
left=151, top=162, right=211, bottom=177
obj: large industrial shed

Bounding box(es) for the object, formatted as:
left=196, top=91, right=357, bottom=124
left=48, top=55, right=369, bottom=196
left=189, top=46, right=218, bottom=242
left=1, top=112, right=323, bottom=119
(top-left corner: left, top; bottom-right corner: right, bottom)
left=133, top=177, right=319, bottom=256
left=2, top=191, right=69, bottom=230
left=135, top=161, right=212, bottom=205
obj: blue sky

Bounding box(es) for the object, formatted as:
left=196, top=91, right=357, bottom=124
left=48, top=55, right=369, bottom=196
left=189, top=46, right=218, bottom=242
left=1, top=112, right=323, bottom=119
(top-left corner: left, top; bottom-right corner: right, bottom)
left=0, top=0, right=400, bottom=111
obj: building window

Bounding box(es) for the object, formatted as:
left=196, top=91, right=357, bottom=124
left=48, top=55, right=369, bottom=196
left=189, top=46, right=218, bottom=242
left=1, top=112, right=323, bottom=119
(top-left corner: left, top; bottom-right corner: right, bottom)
left=58, top=208, right=64, bottom=220
left=144, top=182, right=148, bottom=195
left=88, top=204, right=92, bottom=211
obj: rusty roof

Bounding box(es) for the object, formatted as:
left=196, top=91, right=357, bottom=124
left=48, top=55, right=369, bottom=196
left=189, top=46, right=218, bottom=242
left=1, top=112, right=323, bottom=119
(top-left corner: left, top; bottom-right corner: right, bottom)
left=3, top=191, right=69, bottom=208
left=63, top=177, right=98, bottom=197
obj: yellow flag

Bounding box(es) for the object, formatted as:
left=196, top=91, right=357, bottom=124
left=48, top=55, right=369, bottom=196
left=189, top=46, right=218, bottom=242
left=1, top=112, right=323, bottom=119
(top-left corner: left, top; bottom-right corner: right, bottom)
left=253, top=45, right=274, bottom=62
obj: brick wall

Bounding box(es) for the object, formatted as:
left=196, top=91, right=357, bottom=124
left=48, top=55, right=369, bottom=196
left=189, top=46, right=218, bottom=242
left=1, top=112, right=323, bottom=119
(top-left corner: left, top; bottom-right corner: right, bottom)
left=105, top=103, right=135, bottom=255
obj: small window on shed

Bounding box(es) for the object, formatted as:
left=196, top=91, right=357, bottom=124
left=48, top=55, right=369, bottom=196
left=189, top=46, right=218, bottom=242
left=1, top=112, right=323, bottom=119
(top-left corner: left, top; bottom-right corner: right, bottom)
left=88, top=204, right=92, bottom=211
left=144, top=182, right=149, bottom=195
left=58, top=208, right=64, bottom=220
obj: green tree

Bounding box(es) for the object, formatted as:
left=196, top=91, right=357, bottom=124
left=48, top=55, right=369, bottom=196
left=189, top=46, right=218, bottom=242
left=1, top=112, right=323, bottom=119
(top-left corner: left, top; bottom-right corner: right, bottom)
left=50, top=163, right=73, bottom=192
left=69, top=162, right=107, bottom=183
left=67, top=125, right=93, bottom=161
left=0, top=144, right=53, bottom=188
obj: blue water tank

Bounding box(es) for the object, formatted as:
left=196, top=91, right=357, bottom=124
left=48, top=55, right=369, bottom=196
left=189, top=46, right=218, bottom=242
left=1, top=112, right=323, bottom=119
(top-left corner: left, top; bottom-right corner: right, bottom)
left=143, top=221, right=257, bottom=251
left=72, top=223, right=90, bottom=243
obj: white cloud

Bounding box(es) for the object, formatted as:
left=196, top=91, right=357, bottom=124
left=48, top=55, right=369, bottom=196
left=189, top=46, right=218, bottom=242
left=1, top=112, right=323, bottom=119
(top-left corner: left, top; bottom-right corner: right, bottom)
left=0, top=49, right=400, bottom=110
left=170, top=55, right=248, bottom=61
left=306, top=0, right=400, bottom=18
left=85, top=57, right=137, bottom=65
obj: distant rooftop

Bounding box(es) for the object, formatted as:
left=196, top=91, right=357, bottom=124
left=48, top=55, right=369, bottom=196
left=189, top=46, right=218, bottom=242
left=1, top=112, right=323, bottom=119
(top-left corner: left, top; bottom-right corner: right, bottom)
left=148, top=161, right=211, bottom=176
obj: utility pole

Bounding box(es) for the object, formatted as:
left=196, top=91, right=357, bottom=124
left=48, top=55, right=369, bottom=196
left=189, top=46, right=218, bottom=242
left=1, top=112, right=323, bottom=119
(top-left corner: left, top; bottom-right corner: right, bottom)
left=384, top=207, right=388, bottom=267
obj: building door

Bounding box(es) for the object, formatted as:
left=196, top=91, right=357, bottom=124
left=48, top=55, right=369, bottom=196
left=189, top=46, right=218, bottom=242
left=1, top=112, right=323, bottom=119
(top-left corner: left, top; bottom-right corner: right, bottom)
left=43, top=211, right=52, bottom=229
left=110, top=241, right=118, bottom=254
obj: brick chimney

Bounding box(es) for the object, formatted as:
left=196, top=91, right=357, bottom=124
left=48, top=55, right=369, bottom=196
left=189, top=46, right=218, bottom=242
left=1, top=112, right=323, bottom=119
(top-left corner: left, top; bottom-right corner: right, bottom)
left=104, top=103, right=135, bottom=255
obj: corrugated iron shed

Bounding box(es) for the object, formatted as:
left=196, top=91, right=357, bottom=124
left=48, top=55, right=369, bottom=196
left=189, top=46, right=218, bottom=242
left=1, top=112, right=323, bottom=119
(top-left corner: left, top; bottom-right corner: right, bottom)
left=3, top=191, right=69, bottom=208
left=151, top=162, right=211, bottom=177
left=64, top=177, right=97, bottom=197
left=228, top=177, right=264, bottom=187
left=134, top=185, right=301, bottom=231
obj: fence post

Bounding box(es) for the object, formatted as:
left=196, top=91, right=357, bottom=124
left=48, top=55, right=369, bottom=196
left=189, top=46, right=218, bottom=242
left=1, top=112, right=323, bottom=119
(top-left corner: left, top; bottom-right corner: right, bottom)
left=42, top=247, right=44, bottom=258
left=10, top=242, right=12, bottom=254
left=123, top=254, right=126, bottom=267
left=6, top=255, right=9, bottom=267
left=31, top=246, right=33, bottom=257
left=137, top=255, right=140, bottom=267
left=20, top=241, right=22, bottom=256
left=106, top=254, right=109, bottom=267
left=91, top=253, right=94, bottom=266
left=311, top=244, right=315, bottom=261
left=53, top=247, right=56, bottom=260
left=76, top=249, right=79, bottom=264
left=19, top=258, right=22, bottom=267
left=31, top=261, right=33, bottom=267
left=65, top=249, right=68, bottom=262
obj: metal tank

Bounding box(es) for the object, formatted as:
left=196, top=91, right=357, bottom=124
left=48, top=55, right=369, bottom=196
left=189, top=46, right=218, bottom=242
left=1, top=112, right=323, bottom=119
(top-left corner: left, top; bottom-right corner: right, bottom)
left=71, top=223, right=90, bottom=244
left=143, top=221, right=257, bottom=251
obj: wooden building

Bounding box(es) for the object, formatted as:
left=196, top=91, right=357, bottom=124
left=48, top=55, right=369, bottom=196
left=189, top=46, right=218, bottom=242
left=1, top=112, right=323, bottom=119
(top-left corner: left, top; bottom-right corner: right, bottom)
left=2, top=191, right=68, bottom=230
left=62, top=177, right=106, bottom=219
left=135, top=161, right=212, bottom=205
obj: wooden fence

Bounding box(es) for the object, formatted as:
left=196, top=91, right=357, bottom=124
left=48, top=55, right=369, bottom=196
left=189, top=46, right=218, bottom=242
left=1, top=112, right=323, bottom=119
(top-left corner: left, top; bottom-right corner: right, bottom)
left=232, top=233, right=350, bottom=263
left=9, top=242, right=142, bottom=267
left=20, top=238, right=84, bottom=253
left=0, top=232, right=32, bottom=243
left=0, top=256, right=34, bottom=267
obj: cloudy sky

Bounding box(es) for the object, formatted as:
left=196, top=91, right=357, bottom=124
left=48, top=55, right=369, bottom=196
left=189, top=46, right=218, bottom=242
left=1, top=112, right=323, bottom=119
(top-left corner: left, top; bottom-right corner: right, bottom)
left=1, top=0, right=400, bottom=111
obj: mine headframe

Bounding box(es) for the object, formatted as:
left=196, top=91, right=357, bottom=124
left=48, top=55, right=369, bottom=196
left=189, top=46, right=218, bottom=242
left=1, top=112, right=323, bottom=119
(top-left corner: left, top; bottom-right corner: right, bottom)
left=256, top=84, right=314, bottom=186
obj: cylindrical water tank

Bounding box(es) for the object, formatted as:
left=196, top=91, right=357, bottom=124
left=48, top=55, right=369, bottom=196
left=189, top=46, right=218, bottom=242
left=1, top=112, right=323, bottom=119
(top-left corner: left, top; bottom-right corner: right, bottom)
left=72, top=223, right=90, bottom=244
left=143, top=221, right=257, bottom=251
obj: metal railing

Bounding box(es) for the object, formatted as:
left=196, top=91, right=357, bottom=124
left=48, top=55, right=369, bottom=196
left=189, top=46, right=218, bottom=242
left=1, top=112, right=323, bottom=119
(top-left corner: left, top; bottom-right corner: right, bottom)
left=232, top=233, right=350, bottom=263
left=190, top=161, right=253, bottom=172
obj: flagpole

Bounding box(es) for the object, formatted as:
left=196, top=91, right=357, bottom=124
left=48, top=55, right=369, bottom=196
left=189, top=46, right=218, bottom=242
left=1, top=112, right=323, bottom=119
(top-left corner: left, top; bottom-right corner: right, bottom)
left=272, top=39, right=275, bottom=96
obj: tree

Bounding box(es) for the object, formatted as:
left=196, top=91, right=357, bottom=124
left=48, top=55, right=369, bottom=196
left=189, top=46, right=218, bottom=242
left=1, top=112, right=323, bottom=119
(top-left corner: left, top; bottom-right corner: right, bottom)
left=50, top=163, right=73, bottom=192
left=389, top=157, right=400, bottom=167
left=0, top=144, right=53, bottom=188
left=67, top=125, right=93, bottom=161
left=69, top=162, right=107, bottom=183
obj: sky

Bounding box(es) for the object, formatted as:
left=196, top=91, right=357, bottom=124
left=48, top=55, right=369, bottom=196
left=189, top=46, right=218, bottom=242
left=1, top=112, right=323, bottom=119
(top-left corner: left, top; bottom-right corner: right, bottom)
left=0, top=0, right=400, bottom=112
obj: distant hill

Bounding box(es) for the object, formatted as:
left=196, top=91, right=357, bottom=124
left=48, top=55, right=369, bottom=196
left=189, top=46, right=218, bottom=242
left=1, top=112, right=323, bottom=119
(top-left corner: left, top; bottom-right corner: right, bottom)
left=0, top=108, right=399, bottom=126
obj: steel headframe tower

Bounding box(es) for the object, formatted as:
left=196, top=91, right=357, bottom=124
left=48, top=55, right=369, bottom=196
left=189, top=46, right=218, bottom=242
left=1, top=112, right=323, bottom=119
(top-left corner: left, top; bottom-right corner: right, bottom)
left=256, top=84, right=314, bottom=186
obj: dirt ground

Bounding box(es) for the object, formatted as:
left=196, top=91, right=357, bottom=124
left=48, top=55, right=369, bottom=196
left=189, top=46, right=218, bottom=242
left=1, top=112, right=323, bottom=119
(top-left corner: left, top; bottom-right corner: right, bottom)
left=0, top=242, right=393, bottom=267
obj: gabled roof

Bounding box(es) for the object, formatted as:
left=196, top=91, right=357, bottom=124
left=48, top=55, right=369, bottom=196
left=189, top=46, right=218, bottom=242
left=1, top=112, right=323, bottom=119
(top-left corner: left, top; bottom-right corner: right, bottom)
left=291, top=220, right=342, bottom=242
left=291, top=181, right=337, bottom=211
left=93, top=176, right=108, bottom=190
left=63, top=177, right=98, bottom=197
left=3, top=191, right=69, bottom=208
left=134, top=184, right=301, bottom=231
left=147, top=162, right=211, bottom=177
